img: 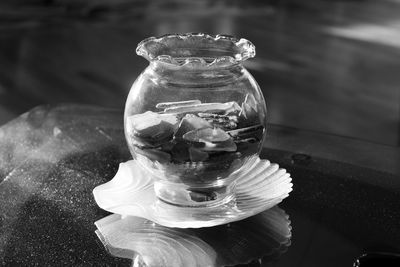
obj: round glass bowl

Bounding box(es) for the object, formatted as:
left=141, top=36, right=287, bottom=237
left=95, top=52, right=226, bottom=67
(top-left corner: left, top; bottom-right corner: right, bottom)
left=124, top=33, right=267, bottom=207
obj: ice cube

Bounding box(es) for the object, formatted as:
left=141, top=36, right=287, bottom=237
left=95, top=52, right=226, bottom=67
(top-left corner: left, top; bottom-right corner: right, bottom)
left=173, top=114, right=212, bottom=139
left=239, top=94, right=258, bottom=120
left=126, top=112, right=178, bottom=146
left=198, top=113, right=239, bottom=122
left=156, top=100, right=202, bottom=109
left=198, top=113, right=238, bottom=130
left=205, top=128, right=231, bottom=143
left=127, top=111, right=161, bottom=135
left=164, top=102, right=241, bottom=115
left=227, top=124, right=264, bottom=141
left=159, top=113, right=179, bottom=125
left=201, top=140, right=237, bottom=152
left=183, top=128, right=237, bottom=152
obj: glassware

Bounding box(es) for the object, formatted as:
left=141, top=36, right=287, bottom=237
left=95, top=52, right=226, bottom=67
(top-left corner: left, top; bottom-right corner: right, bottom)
left=124, top=33, right=267, bottom=207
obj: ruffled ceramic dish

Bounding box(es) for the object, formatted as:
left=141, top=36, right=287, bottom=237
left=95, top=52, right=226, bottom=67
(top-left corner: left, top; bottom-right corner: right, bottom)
left=93, top=157, right=292, bottom=228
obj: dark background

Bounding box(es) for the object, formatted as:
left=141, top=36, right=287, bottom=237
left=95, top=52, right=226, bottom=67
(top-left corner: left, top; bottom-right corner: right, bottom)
left=1, top=0, right=399, bottom=147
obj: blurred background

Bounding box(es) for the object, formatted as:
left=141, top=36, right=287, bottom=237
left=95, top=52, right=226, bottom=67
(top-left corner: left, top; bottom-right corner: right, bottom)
left=0, top=0, right=399, bottom=147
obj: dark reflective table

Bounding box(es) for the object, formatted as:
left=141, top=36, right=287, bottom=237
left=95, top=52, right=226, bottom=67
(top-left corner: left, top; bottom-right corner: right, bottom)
left=0, top=104, right=399, bottom=266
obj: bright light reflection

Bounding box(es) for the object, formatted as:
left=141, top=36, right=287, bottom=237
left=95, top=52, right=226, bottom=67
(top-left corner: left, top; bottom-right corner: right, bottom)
left=328, top=22, right=400, bottom=49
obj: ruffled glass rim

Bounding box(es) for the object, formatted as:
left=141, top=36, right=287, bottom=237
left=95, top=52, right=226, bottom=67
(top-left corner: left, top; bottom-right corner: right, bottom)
left=136, top=33, right=255, bottom=68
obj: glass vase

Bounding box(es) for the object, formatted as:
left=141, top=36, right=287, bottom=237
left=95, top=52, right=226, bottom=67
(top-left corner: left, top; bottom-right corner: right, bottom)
left=124, top=33, right=267, bottom=207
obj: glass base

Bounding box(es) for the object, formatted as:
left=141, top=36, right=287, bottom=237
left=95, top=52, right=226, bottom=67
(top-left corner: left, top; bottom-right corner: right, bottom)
left=154, top=180, right=236, bottom=208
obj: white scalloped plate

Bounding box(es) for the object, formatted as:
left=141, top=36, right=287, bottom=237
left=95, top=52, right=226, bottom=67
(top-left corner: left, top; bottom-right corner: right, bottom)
left=93, top=157, right=293, bottom=228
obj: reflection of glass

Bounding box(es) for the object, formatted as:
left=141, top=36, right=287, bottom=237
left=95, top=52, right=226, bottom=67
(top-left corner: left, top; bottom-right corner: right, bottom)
left=124, top=33, right=267, bottom=207
left=95, top=206, right=291, bottom=267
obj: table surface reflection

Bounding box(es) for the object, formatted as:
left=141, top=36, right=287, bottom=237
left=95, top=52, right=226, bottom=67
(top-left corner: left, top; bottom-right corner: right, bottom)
left=0, top=104, right=399, bottom=266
